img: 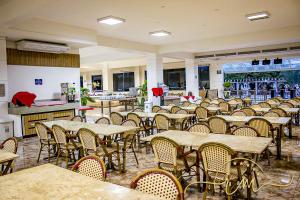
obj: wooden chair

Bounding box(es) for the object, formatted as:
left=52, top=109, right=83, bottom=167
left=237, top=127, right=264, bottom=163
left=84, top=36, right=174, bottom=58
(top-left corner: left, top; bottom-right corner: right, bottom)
left=130, top=168, right=184, bottom=200
left=200, top=101, right=210, bottom=107
left=52, top=125, right=82, bottom=168
left=188, top=123, right=211, bottom=134
left=232, top=126, right=259, bottom=137
left=219, top=102, right=231, bottom=115
left=229, top=110, right=246, bottom=129
left=217, top=98, right=225, bottom=103
left=195, top=106, right=209, bottom=122
left=71, top=115, right=83, bottom=122
left=280, top=102, right=294, bottom=108
left=154, top=114, right=170, bottom=132
left=35, top=122, right=56, bottom=163
left=0, top=137, right=18, bottom=174
left=110, top=112, right=124, bottom=125
left=150, top=136, right=197, bottom=178
left=95, top=117, right=110, bottom=125
left=170, top=106, right=182, bottom=114
left=263, top=111, right=280, bottom=117
left=240, top=107, right=256, bottom=116
left=182, top=101, right=191, bottom=107
left=198, top=142, right=246, bottom=200
left=258, top=102, right=271, bottom=108
left=120, top=119, right=139, bottom=171
left=243, top=96, right=252, bottom=107
left=157, top=109, right=170, bottom=113
left=78, top=128, right=121, bottom=172
left=152, top=106, right=161, bottom=113
left=247, top=118, right=276, bottom=141
left=72, top=155, right=106, bottom=181
left=208, top=116, right=228, bottom=134
left=270, top=107, right=287, bottom=117
left=133, top=107, right=144, bottom=112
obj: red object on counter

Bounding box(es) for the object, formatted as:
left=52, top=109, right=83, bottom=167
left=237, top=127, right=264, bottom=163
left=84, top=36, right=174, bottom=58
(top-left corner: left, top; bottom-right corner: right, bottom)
left=12, top=92, right=37, bottom=107
left=152, top=88, right=164, bottom=97
left=78, top=106, right=94, bottom=111
left=183, top=96, right=195, bottom=100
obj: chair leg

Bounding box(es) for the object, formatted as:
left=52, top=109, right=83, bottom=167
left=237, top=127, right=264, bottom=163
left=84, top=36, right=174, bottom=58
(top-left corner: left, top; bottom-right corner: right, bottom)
left=47, top=144, right=51, bottom=163
left=37, top=144, right=43, bottom=163
left=65, top=151, right=69, bottom=168
left=254, top=170, right=259, bottom=188
left=116, top=152, right=121, bottom=173
left=132, top=145, right=139, bottom=165
left=122, top=150, right=126, bottom=172
left=56, top=149, right=61, bottom=165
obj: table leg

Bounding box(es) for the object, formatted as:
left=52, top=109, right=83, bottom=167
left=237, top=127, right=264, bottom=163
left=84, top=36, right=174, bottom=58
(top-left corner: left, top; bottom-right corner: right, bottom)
left=101, top=101, right=104, bottom=115
left=109, top=101, right=111, bottom=114
left=1, top=160, right=13, bottom=175
left=288, top=121, right=292, bottom=139
left=276, top=125, right=282, bottom=160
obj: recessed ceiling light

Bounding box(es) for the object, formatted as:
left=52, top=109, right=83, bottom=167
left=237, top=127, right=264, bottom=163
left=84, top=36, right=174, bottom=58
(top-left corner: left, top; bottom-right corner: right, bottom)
left=97, top=16, right=125, bottom=25
left=149, top=30, right=171, bottom=37
left=246, top=11, right=270, bottom=21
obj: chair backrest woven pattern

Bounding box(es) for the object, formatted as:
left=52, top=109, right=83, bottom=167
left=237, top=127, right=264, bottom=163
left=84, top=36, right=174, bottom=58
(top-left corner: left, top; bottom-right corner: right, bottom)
left=258, top=102, right=271, bottom=108
left=208, top=117, right=227, bottom=134
left=71, top=115, right=83, bottom=122
left=263, top=112, right=280, bottom=117
left=151, top=137, right=177, bottom=166
left=200, top=102, right=210, bottom=107
left=152, top=106, right=161, bottom=113
left=132, top=170, right=182, bottom=200
left=182, top=101, right=191, bottom=107
left=52, top=125, right=67, bottom=145
left=171, top=106, right=181, bottom=114
left=248, top=118, right=271, bottom=137
left=195, top=107, right=208, bottom=119
left=154, top=114, right=169, bottom=131
left=219, top=102, right=229, bottom=112
left=270, top=108, right=287, bottom=117
left=188, top=123, right=211, bottom=134
left=35, top=122, right=49, bottom=140
left=127, top=113, right=142, bottom=126
left=157, top=109, right=170, bottom=113
left=78, top=128, right=97, bottom=152
left=110, top=112, right=123, bottom=125
left=175, top=109, right=188, bottom=114
left=72, top=156, right=106, bottom=181
left=95, top=117, right=110, bottom=125
left=232, top=126, right=258, bottom=137
left=240, top=108, right=256, bottom=116
left=1, top=138, right=18, bottom=153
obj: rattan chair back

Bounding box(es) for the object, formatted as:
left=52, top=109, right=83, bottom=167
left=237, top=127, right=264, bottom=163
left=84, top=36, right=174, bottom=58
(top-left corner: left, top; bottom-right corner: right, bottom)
left=130, top=168, right=184, bottom=200
left=0, top=137, right=18, bottom=153
left=232, top=126, right=259, bottom=137
left=35, top=122, right=50, bottom=140
left=72, top=155, right=106, bottom=181
left=52, top=125, right=68, bottom=145
left=110, top=112, right=124, bottom=125
left=95, top=117, right=110, bottom=125
left=71, top=115, right=83, bottom=122
left=208, top=116, right=228, bottom=134
left=154, top=114, right=170, bottom=131
left=78, top=128, right=98, bottom=152
left=248, top=118, right=273, bottom=138
left=188, top=123, right=211, bottom=134
left=240, top=107, right=256, bottom=116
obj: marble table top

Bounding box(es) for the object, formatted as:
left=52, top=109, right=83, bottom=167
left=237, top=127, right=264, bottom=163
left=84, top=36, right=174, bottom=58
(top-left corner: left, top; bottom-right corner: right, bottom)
left=119, top=112, right=195, bottom=120
left=0, top=164, right=164, bottom=200
left=216, top=115, right=291, bottom=125
left=0, top=150, right=19, bottom=164
left=251, top=107, right=300, bottom=114
left=161, top=106, right=220, bottom=113
left=43, top=120, right=139, bottom=137
left=142, top=130, right=272, bottom=154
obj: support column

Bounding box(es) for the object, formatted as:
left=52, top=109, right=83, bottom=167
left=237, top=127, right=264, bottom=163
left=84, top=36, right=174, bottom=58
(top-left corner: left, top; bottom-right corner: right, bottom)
left=134, top=66, right=140, bottom=87
left=102, top=64, right=109, bottom=91
left=146, top=54, right=163, bottom=103
left=185, top=59, right=199, bottom=97
left=0, top=37, right=8, bottom=115
left=209, top=62, right=224, bottom=98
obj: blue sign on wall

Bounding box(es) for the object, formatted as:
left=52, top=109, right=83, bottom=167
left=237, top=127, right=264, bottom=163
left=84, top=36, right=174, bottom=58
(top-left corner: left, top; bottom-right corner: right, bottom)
left=35, top=79, right=43, bottom=85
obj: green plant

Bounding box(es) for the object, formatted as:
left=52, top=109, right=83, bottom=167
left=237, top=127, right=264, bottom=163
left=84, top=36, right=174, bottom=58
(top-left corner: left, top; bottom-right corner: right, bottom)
left=80, top=87, right=95, bottom=106
left=138, top=80, right=147, bottom=97
left=223, top=82, right=232, bottom=88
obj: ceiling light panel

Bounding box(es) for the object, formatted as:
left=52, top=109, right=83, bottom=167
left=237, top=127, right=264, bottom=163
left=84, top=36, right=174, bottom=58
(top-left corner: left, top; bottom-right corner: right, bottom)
left=246, top=11, right=270, bottom=21
left=97, top=16, right=125, bottom=25
left=149, top=30, right=171, bottom=37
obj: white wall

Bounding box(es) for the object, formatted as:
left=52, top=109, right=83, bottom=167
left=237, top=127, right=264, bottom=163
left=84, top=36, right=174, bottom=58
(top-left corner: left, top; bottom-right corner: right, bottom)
left=8, top=65, right=80, bottom=100
left=0, top=37, right=8, bottom=114
left=209, top=62, right=224, bottom=98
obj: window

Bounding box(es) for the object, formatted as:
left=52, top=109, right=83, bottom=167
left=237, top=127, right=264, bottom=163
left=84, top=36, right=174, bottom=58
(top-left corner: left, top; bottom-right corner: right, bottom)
left=91, top=75, right=103, bottom=91
left=80, top=76, right=83, bottom=88
left=113, top=72, right=135, bottom=91
left=198, top=66, right=210, bottom=89
left=163, top=68, right=186, bottom=90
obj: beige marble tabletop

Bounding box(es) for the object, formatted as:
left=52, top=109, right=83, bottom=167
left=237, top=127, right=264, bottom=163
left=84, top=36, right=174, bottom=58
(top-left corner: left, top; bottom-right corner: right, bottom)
left=142, top=130, right=272, bottom=154
left=251, top=107, right=300, bottom=114
left=161, top=106, right=220, bottom=113
left=43, top=120, right=139, bottom=137
left=0, top=164, right=164, bottom=200
left=119, top=112, right=194, bottom=120
left=0, top=150, right=19, bottom=164
left=216, top=115, right=291, bottom=125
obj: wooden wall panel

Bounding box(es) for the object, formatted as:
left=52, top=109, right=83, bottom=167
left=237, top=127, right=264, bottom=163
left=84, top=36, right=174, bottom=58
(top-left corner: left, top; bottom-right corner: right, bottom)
left=6, top=48, right=80, bottom=68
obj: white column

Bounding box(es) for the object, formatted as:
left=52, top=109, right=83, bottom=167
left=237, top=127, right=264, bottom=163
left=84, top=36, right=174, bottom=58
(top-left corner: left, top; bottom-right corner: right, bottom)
left=209, top=62, right=224, bottom=98
left=185, top=59, right=199, bottom=97
left=146, top=54, right=163, bottom=103
left=134, top=66, right=140, bottom=87
left=0, top=37, right=8, bottom=115
left=102, top=64, right=109, bottom=91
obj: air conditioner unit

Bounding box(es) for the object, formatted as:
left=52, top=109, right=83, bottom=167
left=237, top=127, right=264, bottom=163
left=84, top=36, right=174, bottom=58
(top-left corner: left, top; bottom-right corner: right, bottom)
left=16, top=40, right=70, bottom=54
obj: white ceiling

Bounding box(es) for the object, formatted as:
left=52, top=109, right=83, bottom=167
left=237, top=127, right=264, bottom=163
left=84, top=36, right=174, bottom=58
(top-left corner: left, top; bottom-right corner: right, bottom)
left=0, top=0, right=300, bottom=66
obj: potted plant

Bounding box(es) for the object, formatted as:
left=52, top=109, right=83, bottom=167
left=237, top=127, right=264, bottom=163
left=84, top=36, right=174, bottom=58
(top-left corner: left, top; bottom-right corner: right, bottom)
left=223, top=82, right=232, bottom=99
left=137, top=80, right=147, bottom=107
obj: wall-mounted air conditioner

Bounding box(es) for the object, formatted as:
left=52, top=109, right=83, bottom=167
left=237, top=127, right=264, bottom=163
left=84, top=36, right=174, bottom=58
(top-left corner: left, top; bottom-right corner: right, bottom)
left=16, top=40, right=70, bottom=54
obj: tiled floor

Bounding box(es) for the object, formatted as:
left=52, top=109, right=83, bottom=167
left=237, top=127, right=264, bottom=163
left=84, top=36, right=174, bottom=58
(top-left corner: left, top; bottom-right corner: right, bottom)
left=7, top=108, right=300, bottom=199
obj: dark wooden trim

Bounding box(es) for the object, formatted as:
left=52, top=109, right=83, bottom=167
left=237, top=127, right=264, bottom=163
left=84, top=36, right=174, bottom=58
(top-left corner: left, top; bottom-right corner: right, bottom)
left=6, top=48, right=80, bottom=68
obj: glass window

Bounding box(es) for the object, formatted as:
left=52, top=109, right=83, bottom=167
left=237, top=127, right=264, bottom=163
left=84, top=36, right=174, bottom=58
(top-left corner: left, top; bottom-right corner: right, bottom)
left=198, top=66, right=210, bottom=89
left=80, top=76, right=83, bottom=88
left=163, top=68, right=186, bottom=90
left=113, top=72, right=135, bottom=91
left=91, top=75, right=103, bottom=91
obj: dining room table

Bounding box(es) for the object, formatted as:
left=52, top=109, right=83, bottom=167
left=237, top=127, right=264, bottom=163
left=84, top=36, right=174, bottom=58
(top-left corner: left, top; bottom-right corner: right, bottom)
left=216, top=115, right=291, bottom=160
left=160, top=105, right=221, bottom=114
left=0, top=150, right=19, bottom=175
left=0, top=163, right=164, bottom=200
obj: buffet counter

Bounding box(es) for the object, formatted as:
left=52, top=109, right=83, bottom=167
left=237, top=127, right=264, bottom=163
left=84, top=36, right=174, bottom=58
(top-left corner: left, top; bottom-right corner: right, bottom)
left=8, top=102, right=79, bottom=137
